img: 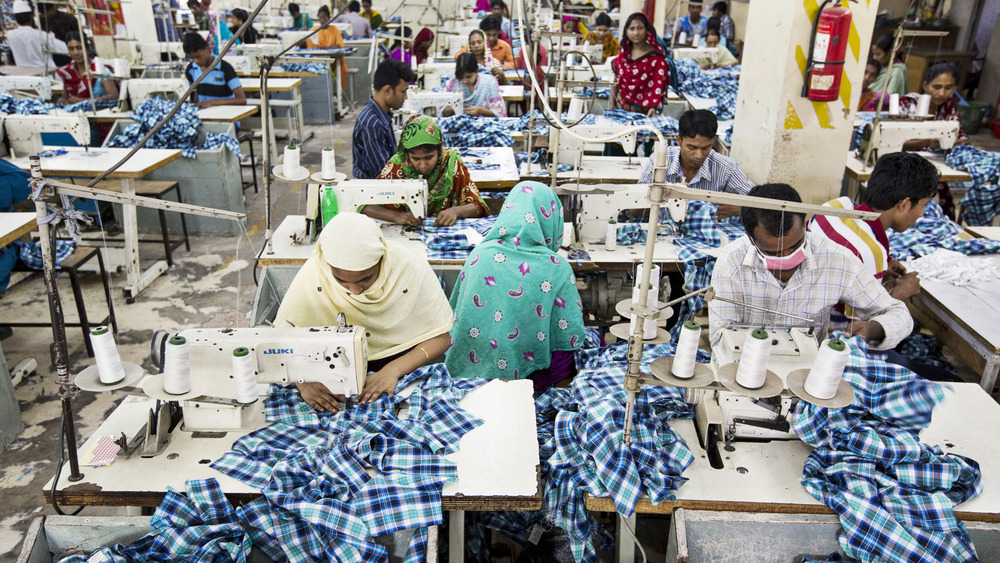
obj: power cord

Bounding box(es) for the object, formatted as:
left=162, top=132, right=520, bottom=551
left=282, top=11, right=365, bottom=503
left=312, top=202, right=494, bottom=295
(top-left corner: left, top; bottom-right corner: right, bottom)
left=617, top=512, right=648, bottom=563
left=50, top=409, right=85, bottom=516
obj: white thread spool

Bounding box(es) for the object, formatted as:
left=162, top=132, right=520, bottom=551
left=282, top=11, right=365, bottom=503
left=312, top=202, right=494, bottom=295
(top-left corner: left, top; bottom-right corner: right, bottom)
left=605, top=220, right=617, bottom=251
left=232, top=347, right=258, bottom=404
left=735, top=329, right=771, bottom=389
left=92, top=57, right=103, bottom=73
left=804, top=339, right=850, bottom=399
left=283, top=144, right=300, bottom=178
left=427, top=55, right=435, bottom=64
left=678, top=31, right=687, bottom=44
left=888, top=93, right=900, bottom=115
left=691, top=33, right=700, bottom=47
left=629, top=263, right=660, bottom=339
left=113, top=58, right=129, bottom=78
left=567, top=97, right=585, bottom=121
left=90, top=326, right=125, bottom=385
left=916, top=93, right=932, bottom=117
left=321, top=146, right=337, bottom=179
left=671, top=321, right=702, bottom=378
left=162, top=335, right=192, bottom=395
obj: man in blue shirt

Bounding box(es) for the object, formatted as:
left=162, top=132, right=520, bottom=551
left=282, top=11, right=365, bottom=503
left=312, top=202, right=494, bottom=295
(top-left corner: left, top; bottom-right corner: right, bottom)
left=182, top=32, right=246, bottom=108
left=675, top=1, right=706, bottom=43
left=352, top=58, right=415, bottom=179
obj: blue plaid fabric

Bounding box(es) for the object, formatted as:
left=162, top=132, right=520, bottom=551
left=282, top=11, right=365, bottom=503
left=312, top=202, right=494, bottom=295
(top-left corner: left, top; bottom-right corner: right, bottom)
left=0, top=92, right=55, bottom=114
left=437, top=114, right=517, bottom=147
left=14, top=239, right=75, bottom=270
left=945, top=144, right=1000, bottom=226
left=672, top=59, right=740, bottom=120
left=106, top=96, right=241, bottom=159
left=600, top=109, right=679, bottom=139
left=61, top=99, right=119, bottom=112
left=888, top=200, right=1000, bottom=260
left=414, top=216, right=497, bottom=260
left=898, top=332, right=957, bottom=379
left=794, top=334, right=983, bottom=563
left=59, top=478, right=254, bottom=562
left=208, top=364, right=486, bottom=562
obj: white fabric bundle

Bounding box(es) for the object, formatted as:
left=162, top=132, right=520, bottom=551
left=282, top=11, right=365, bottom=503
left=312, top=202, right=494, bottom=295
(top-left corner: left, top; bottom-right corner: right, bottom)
left=906, top=249, right=1000, bottom=287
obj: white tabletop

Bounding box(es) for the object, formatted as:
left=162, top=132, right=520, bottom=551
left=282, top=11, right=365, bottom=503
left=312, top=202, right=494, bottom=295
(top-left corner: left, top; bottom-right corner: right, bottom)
left=84, top=105, right=257, bottom=124
left=911, top=255, right=1000, bottom=353
left=563, top=241, right=682, bottom=264
left=0, top=212, right=36, bottom=247
left=536, top=155, right=646, bottom=183
left=683, top=93, right=716, bottom=111
left=239, top=77, right=303, bottom=92
left=46, top=378, right=540, bottom=507
left=845, top=151, right=971, bottom=182
left=6, top=146, right=182, bottom=179
left=965, top=226, right=1000, bottom=240
left=463, top=146, right=519, bottom=189
left=499, top=85, right=524, bottom=102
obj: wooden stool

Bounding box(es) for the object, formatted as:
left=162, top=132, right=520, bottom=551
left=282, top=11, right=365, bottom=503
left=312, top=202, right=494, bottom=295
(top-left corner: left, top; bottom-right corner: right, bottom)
left=90, top=180, right=190, bottom=266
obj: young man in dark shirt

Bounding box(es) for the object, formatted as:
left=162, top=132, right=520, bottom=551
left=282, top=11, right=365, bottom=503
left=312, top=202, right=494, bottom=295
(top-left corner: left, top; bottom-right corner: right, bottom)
left=352, top=58, right=415, bottom=179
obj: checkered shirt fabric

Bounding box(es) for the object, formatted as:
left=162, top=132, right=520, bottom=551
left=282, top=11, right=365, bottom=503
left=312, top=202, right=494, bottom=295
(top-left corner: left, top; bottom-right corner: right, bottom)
left=945, top=144, right=1000, bottom=226
left=415, top=216, right=497, bottom=261
left=437, top=113, right=516, bottom=147
left=106, top=96, right=240, bottom=159
left=672, top=58, right=741, bottom=120
left=888, top=200, right=1000, bottom=260
left=15, top=239, right=76, bottom=270
left=793, top=335, right=983, bottom=563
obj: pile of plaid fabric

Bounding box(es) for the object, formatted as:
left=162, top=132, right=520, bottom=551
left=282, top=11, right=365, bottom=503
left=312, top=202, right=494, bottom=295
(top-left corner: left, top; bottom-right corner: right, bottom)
left=889, top=200, right=1000, bottom=260
left=794, top=335, right=983, bottom=562
left=414, top=216, right=497, bottom=260
left=106, top=97, right=240, bottom=158
left=672, top=58, right=740, bottom=120
left=0, top=92, right=119, bottom=115
left=944, top=144, right=1000, bottom=226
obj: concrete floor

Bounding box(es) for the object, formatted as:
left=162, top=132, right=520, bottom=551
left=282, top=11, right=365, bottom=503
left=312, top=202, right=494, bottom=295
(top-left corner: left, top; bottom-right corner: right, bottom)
left=1, top=118, right=997, bottom=561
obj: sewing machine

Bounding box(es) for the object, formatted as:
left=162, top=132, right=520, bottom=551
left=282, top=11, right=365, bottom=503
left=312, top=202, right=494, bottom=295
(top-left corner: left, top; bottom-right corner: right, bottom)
left=672, top=46, right=721, bottom=65
left=860, top=118, right=960, bottom=166
left=139, top=41, right=185, bottom=64
left=289, top=179, right=429, bottom=244
left=693, top=326, right=821, bottom=447
left=3, top=113, right=91, bottom=158
left=238, top=43, right=285, bottom=71
left=576, top=185, right=686, bottom=244
left=550, top=124, right=638, bottom=167
left=400, top=91, right=463, bottom=120
left=222, top=55, right=253, bottom=75
left=120, top=78, right=189, bottom=110
left=149, top=324, right=368, bottom=432
left=280, top=30, right=312, bottom=50
left=0, top=76, right=52, bottom=100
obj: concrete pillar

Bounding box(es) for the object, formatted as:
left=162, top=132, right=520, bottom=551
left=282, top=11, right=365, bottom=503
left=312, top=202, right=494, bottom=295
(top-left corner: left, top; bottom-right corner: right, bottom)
left=619, top=0, right=643, bottom=39
left=729, top=0, right=880, bottom=204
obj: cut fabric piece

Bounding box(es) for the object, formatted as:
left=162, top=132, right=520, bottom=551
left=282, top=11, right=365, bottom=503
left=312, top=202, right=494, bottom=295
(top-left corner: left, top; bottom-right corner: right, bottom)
left=906, top=248, right=1000, bottom=287
left=794, top=335, right=982, bottom=563
left=414, top=216, right=497, bottom=260
left=889, top=200, right=1000, bottom=260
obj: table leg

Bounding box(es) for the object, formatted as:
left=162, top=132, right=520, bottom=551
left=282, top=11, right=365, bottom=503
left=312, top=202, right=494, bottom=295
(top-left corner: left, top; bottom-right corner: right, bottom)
left=120, top=178, right=168, bottom=302
left=448, top=510, right=464, bottom=563
left=427, top=525, right=438, bottom=563
left=981, top=355, right=1000, bottom=394
left=614, top=513, right=636, bottom=563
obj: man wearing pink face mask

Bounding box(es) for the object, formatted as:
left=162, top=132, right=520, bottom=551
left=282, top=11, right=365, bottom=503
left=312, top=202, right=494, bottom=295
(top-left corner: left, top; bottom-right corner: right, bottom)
left=707, top=183, right=912, bottom=350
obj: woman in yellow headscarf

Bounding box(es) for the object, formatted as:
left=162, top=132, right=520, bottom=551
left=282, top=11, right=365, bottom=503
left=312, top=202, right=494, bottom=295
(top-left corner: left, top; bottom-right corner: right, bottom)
left=274, top=212, right=453, bottom=408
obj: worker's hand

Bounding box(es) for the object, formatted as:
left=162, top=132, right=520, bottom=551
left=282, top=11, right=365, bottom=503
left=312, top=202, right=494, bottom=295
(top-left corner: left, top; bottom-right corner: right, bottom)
left=434, top=207, right=460, bottom=227
left=890, top=271, right=921, bottom=301
left=396, top=210, right=421, bottom=226
left=295, top=382, right=345, bottom=412
left=441, top=106, right=455, bottom=117
left=716, top=204, right=740, bottom=219
left=646, top=108, right=657, bottom=118
left=490, top=66, right=504, bottom=80
left=887, top=258, right=907, bottom=279
left=845, top=319, right=886, bottom=343
left=465, top=105, right=486, bottom=116
left=927, top=139, right=941, bottom=149
left=195, top=99, right=213, bottom=109
left=359, top=368, right=401, bottom=403
left=699, top=62, right=711, bottom=70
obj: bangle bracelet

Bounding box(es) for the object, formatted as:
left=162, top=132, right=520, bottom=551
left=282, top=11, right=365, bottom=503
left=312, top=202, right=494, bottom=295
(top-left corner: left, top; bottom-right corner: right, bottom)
left=416, top=346, right=430, bottom=360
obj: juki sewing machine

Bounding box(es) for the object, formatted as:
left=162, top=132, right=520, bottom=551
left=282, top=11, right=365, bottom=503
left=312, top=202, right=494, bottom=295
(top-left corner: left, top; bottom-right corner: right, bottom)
left=289, top=179, right=429, bottom=244
left=576, top=185, right=686, bottom=244
left=238, top=43, right=284, bottom=71
left=0, top=75, right=52, bottom=100
left=222, top=55, right=253, bottom=75
left=2, top=113, right=91, bottom=158
left=119, top=78, right=189, bottom=110
left=859, top=118, right=960, bottom=167
left=398, top=91, right=463, bottom=123
left=550, top=124, right=639, bottom=167
left=147, top=324, right=368, bottom=434
left=671, top=46, right=721, bottom=65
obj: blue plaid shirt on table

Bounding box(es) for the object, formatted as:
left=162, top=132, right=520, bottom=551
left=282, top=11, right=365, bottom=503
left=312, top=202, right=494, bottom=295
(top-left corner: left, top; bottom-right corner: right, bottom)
left=889, top=200, right=1000, bottom=260
left=794, top=335, right=982, bottom=562
left=415, top=216, right=496, bottom=260
left=945, top=144, right=1000, bottom=226
left=106, top=97, right=241, bottom=159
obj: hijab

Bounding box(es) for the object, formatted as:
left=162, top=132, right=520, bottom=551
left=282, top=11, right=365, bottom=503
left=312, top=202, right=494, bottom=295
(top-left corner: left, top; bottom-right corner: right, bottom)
left=274, top=213, right=453, bottom=360
left=413, top=27, right=434, bottom=63
left=388, top=115, right=462, bottom=212
left=445, top=182, right=586, bottom=380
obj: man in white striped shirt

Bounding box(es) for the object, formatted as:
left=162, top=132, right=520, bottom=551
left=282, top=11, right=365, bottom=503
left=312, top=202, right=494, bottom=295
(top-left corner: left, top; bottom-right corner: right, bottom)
left=639, top=109, right=753, bottom=219
left=708, top=184, right=912, bottom=350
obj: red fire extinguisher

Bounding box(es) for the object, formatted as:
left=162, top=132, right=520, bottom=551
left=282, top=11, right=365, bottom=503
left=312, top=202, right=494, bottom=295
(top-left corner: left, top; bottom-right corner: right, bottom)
left=804, top=2, right=853, bottom=102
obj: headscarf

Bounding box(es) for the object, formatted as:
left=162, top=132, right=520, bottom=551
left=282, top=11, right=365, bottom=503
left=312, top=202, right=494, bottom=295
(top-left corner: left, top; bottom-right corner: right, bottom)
left=274, top=213, right=453, bottom=360
left=445, top=182, right=586, bottom=380
left=389, top=115, right=463, bottom=212
left=413, top=28, right=434, bottom=64
left=612, top=13, right=668, bottom=111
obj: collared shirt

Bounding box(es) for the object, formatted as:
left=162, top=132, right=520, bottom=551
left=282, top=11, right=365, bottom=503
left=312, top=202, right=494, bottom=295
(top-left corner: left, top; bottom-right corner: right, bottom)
left=334, top=12, right=372, bottom=38
left=352, top=97, right=395, bottom=179
left=638, top=146, right=753, bottom=195
left=708, top=232, right=913, bottom=350
left=8, top=26, right=67, bottom=68
left=718, top=14, right=735, bottom=44
left=185, top=59, right=240, bottom=102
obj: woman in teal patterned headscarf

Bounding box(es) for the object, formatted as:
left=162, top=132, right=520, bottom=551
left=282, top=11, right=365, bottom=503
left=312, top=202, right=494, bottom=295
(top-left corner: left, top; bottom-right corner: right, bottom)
left=445, top=181, right=586, bottom=391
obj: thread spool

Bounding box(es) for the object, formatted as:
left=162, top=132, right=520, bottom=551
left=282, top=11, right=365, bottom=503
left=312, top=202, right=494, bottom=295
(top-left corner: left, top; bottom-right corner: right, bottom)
left=567, top=97, right=585, bottom=121
left=629, top=263, right=661, bottom=339
left=113, top=58, right=129, bottom=77
left=232, top=347, right=258, bottom=404
left=89, top=326, right=126, bottom=385
left=321, top=146, right=337, bottom=179
left=162, top=335, right=192, bottom=395
left=916, top=93, right=932, bottom=117
left=678, top=31, right=687, bottom=44
left=804, top=339, right=849, bottom=399
left=671, top=321, right=702, bottom=379
left=691, top=33, right=700, bottom=47
left=888, top=93, right=900, bottom=115
left=735, top=329, right=771, bottom=389
left=92, top=57, right=103, bottom=73
left=605, top=219, right=617, bottom=251
left=282, top=144, right=300, bottom=178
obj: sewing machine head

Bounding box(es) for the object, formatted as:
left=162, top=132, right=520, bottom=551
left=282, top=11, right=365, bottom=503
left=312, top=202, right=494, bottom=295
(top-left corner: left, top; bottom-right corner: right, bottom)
left=150, top=325, right=368, bottom=431
left=577, top=185, right=687, bottom=244
left=280, top=30, right=312, bottom=49
left=671, top=46, right=720, bottom=64
left=0, top=76, right=52, bottom=100
left=3, top=113, right=91, bottom=158
left=122, top=78, right=189, bottom=109
left=222, top=55, right=252, bottom=75
left=861, top=118, right=960, bottom=164
left=552, top=124, right=639, bottom=166
left=320, top=179, right=428, bottom=222
left=400, top=91, right=463, bottom=120
left=238, top=43, right=284, bottom=71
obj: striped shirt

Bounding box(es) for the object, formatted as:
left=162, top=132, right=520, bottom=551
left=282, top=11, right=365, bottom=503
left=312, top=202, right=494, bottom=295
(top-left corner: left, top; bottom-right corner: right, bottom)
left=185, top=59, right=241, bottom=102
left=352, top=97, right=396, bottom=179
left=810, top=197, right=890, bottom=280
left=708, top=232, right=912, bottom=350
left=638, top=147, right=753, bottom=195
